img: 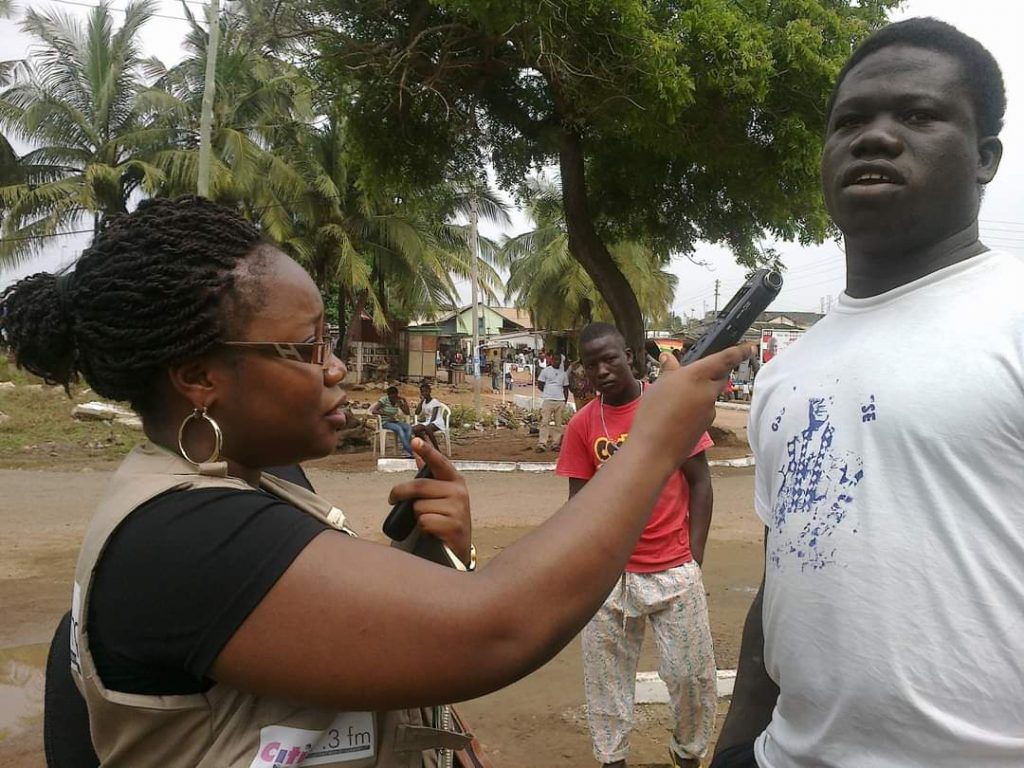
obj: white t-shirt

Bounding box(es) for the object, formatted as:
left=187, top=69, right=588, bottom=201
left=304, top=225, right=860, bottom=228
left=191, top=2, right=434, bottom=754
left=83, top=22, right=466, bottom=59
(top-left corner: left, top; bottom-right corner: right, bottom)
left=417, top=398, right=446, bottom=431
left=538, top=365, right=568, bottom=400
left=749, top=251, right=1024, bottom=767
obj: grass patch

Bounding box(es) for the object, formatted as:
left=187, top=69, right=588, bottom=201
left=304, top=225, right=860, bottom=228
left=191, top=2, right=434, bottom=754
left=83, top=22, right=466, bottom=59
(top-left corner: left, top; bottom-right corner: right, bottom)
left=0, top=354, right=38, bottom=386
left=0, top=354, right=137, bottom=469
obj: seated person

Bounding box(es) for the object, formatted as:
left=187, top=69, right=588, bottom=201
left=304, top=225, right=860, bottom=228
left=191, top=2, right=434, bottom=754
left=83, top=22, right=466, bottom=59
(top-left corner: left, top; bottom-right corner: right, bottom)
left=413, top=382, right=447, bottom=451
left=370, top=385, right=413, bottom=457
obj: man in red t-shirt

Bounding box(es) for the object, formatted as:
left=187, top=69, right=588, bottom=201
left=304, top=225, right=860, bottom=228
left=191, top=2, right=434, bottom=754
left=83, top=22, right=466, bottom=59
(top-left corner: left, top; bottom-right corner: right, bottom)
left=556, top=323, right=716, bottom=768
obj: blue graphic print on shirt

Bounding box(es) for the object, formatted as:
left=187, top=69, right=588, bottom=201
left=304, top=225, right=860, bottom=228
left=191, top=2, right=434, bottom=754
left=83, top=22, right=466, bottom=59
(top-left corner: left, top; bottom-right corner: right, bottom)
left=769, top=396, right=864, bottom=571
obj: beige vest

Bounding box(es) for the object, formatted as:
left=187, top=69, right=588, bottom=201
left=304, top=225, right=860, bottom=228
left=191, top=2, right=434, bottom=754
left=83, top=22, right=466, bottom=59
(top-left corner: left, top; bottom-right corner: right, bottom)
left=70, top=443, right=469, bottom=767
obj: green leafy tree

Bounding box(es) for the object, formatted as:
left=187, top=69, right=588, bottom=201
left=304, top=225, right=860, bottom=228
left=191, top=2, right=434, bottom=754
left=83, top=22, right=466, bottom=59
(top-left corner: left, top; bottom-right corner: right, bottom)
left=0, top=0, right=167, bottom=266
left=312, top=0, right=897, bottom=366
left=502, top=176, right=676, bottom=331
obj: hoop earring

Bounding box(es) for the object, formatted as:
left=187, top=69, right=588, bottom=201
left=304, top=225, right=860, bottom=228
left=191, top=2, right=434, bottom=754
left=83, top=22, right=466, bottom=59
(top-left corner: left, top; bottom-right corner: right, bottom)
left=177, top=407, right=223, bottom=465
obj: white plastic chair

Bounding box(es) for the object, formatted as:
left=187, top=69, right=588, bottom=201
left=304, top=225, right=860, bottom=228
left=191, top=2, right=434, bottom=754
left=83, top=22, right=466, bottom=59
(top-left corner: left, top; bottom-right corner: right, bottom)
left=415, top=402, right=452, bottom=456
left=374, top=414, right=409, bottom=457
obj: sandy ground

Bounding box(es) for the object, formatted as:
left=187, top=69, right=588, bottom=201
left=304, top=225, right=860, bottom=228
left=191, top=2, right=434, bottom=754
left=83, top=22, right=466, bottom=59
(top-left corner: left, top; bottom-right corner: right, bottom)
left=0, top=426, right=763, bottom=766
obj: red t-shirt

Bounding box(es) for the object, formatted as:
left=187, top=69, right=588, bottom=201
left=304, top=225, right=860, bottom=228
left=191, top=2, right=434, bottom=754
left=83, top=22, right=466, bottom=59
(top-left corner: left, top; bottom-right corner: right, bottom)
left=555, top=388, right=714, bottom=573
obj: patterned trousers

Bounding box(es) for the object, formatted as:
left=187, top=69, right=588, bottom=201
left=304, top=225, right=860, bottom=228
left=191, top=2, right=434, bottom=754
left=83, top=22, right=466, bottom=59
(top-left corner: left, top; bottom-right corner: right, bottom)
left=581, top=562, right=717, bottom=765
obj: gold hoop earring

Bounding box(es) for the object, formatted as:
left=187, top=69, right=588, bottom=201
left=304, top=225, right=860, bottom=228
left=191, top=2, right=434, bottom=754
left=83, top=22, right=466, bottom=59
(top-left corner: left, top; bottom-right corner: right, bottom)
left=177, top=407, right=223, bottom=465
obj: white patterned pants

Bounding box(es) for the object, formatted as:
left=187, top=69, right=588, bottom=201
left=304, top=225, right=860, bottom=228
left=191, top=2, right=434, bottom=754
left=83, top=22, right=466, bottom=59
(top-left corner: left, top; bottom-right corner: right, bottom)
left=581, top=562, right=717, bottom=765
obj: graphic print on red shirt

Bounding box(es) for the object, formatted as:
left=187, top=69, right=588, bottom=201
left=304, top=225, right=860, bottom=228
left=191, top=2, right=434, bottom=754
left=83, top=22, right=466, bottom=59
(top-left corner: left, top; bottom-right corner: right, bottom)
left=555, top=388, right=713, bottom=572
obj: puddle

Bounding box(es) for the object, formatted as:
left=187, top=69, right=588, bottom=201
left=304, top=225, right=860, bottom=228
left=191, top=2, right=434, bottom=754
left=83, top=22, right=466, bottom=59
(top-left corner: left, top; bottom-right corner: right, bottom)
left=0, top=643, right=47, bottom=742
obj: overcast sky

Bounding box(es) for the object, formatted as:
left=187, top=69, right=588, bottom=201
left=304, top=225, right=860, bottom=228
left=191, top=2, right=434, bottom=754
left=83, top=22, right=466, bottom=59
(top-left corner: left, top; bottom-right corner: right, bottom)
left=1, top=0, right=1021, bottom=316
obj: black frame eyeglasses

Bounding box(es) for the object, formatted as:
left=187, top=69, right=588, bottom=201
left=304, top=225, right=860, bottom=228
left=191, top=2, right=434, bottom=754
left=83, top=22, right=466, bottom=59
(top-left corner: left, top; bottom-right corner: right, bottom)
left=221, top=340, right=331, bottom=367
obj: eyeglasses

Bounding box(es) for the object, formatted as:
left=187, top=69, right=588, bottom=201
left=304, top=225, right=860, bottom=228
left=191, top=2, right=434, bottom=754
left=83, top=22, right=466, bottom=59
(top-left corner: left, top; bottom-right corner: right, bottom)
left=222, top=340, right=331, bottom=367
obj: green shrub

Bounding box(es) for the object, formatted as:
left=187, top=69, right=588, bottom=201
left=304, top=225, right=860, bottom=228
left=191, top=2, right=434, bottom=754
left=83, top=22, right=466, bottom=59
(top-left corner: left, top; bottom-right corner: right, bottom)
left=448, top=404, right=478, bottom=428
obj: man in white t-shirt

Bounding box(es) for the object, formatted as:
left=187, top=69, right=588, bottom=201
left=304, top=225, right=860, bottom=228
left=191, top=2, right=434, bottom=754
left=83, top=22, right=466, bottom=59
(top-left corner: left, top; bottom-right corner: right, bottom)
left=412, top=382, right=447, bottom=451
left=712, top=18, right=1024, bottom=768
left=536, top=353, right=569, bottom=452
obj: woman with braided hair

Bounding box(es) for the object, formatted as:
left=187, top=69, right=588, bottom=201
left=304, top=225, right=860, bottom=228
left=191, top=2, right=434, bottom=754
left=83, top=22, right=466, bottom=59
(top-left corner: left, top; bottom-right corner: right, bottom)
left=1, top=196, right=751, bottom=768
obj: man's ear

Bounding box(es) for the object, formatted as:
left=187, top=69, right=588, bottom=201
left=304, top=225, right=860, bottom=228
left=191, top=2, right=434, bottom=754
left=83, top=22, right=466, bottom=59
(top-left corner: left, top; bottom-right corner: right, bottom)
left=624, top=347, right=634, bottom=365
left=977, top=136, right=1003, bottom=185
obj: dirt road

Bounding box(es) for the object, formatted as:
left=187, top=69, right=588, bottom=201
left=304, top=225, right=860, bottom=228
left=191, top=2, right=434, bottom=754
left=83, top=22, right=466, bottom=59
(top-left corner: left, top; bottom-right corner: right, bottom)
left=0, top=464, right=763, bottom=767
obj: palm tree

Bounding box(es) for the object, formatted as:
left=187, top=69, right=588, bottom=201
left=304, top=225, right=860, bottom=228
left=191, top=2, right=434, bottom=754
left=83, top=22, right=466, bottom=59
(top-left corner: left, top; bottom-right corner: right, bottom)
left=142, top=0, right=311, bottom=242
left=501, top=176, right=677, bottom=332
left=0, top=0, right=167, bottom=267
left=278, top=114, right=507, bottom=357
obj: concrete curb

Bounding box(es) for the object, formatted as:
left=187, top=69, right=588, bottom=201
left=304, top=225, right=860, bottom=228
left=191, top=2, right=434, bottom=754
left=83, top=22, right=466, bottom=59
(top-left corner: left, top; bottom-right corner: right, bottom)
left=636, top=670, right=737, bottom=702
left=711, top=455, right=756, bottom=468
left=378, top=458, right=556, bottom=473
left=377, top=456, right=754, bottom=472
left=717, top=402, right=751, bottom=412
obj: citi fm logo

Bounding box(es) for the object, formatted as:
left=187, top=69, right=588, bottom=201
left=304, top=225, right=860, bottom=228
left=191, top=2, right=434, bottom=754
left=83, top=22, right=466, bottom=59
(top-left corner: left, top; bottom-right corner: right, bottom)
left=257, top=724, right=372, bottom=766
left=258, top=744, right=309, bottom=766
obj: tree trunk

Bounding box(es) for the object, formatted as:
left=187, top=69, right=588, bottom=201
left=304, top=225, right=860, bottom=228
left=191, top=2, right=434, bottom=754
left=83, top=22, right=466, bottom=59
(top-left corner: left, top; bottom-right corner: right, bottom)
left=558, top=128, right=646, bottom=375
left=334, top=282, right=347, bottom=356
left=338, top=290, right=367, bottom=361
left=371, top=260, right=393, bottom=338
left=579, top=297, right=594, bottom=325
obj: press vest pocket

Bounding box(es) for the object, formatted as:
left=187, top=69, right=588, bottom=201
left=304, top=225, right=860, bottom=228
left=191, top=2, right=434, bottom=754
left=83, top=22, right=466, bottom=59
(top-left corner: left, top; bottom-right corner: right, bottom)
left=248, top=712, right=376, bottom=767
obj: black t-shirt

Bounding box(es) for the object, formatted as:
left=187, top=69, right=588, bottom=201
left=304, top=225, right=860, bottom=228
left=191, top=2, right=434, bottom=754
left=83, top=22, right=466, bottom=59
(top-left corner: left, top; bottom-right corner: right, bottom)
left=87, top=466, right=328, bottom=695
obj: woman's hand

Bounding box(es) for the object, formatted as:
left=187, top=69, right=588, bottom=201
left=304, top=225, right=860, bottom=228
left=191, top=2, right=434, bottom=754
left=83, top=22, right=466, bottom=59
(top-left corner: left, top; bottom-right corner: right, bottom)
left=387, top=438, right=472, bottom=565
left=629, top=344, right=756, bottom=468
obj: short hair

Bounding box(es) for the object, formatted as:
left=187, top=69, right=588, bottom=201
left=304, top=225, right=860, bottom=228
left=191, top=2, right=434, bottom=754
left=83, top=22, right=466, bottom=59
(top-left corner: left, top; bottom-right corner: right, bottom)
left=578, top=322, right=625, bottom=348
left=386, top=386, right=399, bottom=395
left=827, top=17, right=1006, bottom=137
left=0, top=196, right=268, bottom=418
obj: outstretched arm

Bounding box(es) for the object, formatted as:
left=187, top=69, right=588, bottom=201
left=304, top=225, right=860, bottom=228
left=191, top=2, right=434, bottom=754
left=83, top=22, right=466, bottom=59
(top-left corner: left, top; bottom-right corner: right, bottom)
left=211, top=345, right=754, bottom=713
left=568, top=477, right=588, bottom=499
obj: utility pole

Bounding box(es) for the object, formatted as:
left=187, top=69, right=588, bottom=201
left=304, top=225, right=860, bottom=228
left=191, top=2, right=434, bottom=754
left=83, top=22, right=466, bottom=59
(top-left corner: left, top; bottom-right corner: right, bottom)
left=713, top=279, right=721, bottom=313
left=197, top=0, right=220, bottom=197
left=469, top=195, right=482, bottom=414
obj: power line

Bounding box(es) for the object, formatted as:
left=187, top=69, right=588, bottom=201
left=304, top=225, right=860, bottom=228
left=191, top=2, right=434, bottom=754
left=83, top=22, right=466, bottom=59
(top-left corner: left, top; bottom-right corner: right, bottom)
left=33, top=0, right=193, bottom=23
left=0, top=227, right=93, bottom=244
left=674, top=252, right=843, bottom=307
left=674, top=286, right=716, bottom=307
left=0, top=195, right=312, bottom=246
left=784, top=272, right=846, bottom=292
left=979, top=218, right=1024, bottom=228
left=981, top=231, right=1024, bottom=242
left=980, top=224, right=1024, bottom=234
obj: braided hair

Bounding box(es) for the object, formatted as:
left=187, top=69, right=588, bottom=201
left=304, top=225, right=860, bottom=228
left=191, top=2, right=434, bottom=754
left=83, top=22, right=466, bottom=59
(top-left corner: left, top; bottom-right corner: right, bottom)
left=1, top=196, right=268, bottom=418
